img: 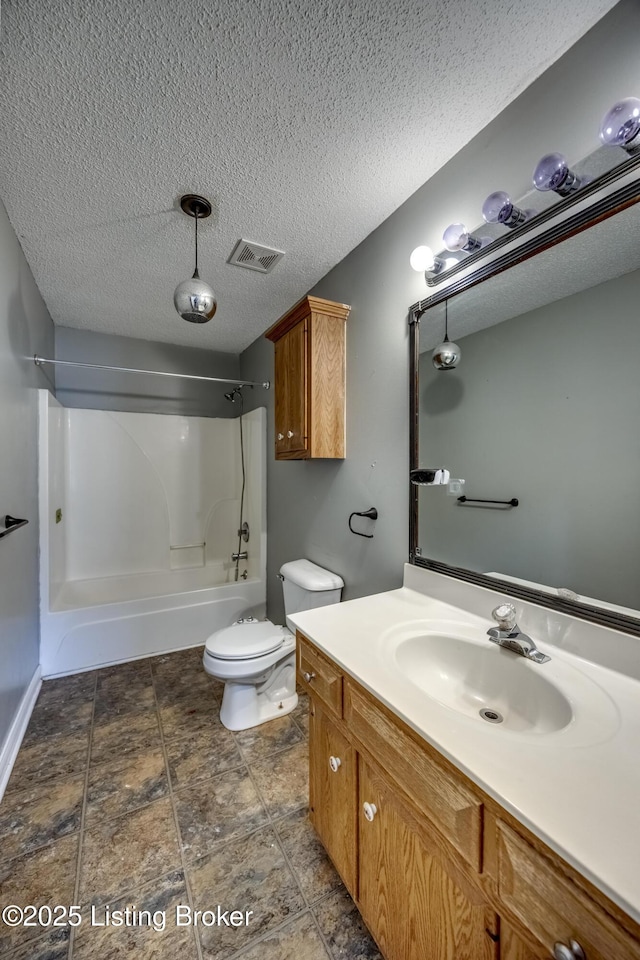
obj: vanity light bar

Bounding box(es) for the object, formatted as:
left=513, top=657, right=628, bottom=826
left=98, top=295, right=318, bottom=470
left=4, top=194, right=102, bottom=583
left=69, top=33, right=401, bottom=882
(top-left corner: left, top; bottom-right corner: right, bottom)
left=410, top=153, right=640, bottom=302
left=411, top=98, right=640, bottom=286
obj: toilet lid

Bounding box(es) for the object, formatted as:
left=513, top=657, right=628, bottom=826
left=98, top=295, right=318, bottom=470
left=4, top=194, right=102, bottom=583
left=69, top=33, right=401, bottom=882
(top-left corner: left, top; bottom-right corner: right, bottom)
left=205, top=620, right=288, bottom=661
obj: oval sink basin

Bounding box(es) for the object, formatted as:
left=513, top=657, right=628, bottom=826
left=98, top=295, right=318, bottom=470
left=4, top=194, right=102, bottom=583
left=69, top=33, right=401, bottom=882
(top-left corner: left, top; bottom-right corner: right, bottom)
left=394, top=634, right=572, bottom=734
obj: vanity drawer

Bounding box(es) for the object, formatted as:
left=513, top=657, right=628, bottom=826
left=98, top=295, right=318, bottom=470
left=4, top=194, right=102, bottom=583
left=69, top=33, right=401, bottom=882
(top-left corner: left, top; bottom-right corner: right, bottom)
left=297, top=633, right=343, bottom=718
left=497, top=820, right=640, bottom=960
left=344, top=679, right=482, bottom=870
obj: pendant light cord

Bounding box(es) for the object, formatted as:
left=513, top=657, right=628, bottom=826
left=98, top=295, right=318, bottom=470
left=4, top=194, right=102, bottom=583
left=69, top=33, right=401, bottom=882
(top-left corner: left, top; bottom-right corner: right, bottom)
left=193, top=213, right=200, bottom=279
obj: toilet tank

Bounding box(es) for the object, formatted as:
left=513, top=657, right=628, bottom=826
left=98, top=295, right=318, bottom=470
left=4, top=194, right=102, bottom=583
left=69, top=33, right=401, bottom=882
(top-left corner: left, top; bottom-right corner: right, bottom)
left=280, top=559, right=344, bottom=632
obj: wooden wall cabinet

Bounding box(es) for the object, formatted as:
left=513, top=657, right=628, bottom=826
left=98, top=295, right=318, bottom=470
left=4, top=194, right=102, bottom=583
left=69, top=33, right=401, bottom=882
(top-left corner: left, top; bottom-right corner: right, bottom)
left=265, top=296, right=350, bottom=459
left=298, top=631, right=640, bottom=960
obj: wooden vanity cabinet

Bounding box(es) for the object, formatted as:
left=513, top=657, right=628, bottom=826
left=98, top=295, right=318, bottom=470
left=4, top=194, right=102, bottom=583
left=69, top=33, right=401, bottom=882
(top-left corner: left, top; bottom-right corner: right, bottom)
left=265, top=295, right=350, bottom=460
left=298, top=630, right=640, bottom=960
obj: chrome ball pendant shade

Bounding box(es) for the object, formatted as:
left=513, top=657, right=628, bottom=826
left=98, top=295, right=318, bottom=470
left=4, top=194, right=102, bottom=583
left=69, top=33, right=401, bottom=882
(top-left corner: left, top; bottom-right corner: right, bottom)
left=174, top=194, right=217, bottom=323
left=173, top=275, right=217, bottom=324
left=432, top=301, right=461, bottom=370
left=432, top=336, right=462, bottom=370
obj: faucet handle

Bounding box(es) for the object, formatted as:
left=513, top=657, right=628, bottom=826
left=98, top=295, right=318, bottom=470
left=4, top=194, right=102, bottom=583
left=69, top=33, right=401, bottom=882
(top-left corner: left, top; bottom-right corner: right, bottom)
left=491, top=603, right=517, bottom=630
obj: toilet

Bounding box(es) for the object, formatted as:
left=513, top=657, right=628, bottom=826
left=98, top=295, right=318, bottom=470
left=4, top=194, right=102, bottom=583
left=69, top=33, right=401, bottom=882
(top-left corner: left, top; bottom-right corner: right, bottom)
left=203, top=559, right=343, bottom=731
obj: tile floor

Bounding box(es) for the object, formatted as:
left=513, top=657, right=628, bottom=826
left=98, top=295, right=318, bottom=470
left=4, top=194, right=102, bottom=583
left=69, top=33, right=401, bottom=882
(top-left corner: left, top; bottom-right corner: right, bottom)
left=0, top=646, right=382, bottom=959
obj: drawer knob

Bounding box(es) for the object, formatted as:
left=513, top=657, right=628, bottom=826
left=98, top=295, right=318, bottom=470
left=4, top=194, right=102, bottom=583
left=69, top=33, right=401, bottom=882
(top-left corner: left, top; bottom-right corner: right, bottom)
left=277, top=433, right=284, bottom=441
left=363, top=802, right=378, bottom=822
left=553, top=941, right=585, bottom=960
left=329, top=755, right=341, bottom=773
left=303, top=671, right=316, bottom=683
left=287, top=430, right=294, bottom=438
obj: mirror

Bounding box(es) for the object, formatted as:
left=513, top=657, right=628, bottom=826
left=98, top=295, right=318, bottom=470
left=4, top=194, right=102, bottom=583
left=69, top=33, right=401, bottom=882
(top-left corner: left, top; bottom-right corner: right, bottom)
left=410, top=175, right=640, bottom=634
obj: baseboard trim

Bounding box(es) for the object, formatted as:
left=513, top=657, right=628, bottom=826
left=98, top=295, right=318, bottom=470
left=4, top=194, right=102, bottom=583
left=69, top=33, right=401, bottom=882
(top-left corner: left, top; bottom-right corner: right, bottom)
left=0, top=667, right=42, bottom=802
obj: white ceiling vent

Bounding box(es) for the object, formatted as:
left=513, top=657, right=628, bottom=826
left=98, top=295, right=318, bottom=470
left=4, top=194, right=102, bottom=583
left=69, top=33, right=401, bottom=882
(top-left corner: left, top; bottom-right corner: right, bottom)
left=228, top=239, right=284, bottom=274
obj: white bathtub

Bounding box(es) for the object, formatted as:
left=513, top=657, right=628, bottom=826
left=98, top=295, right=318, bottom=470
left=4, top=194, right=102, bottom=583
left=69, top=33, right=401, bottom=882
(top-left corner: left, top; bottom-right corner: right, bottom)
left=40, top=570, right=266, bottom=678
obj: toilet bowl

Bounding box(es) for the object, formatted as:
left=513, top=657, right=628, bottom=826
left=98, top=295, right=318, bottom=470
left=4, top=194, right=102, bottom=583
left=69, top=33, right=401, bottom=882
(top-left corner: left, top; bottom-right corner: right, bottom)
left=203, top=559, right=343, bottom=731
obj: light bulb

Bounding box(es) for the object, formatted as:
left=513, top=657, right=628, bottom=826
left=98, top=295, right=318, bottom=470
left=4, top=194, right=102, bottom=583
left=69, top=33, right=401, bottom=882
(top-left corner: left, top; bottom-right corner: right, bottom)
left=599, top=97, right=640, bottom=152
left=482, top=191, right=528, bottom=228
left=532, top=153, right=581, bottom=197
left=409, top=245, right=443, bottom=273
left=432, top=338, right=461, bottom=370
left=442, top=223, right=481, bottom=253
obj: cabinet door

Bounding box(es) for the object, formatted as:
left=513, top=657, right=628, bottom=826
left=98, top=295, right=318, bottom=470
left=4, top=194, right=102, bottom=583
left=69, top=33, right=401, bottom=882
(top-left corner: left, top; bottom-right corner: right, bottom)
left=274, top=319, right=307, bottom=458
left=358, top=757, right=497, bottom=960
left=309, top=702, right=357, bottom=895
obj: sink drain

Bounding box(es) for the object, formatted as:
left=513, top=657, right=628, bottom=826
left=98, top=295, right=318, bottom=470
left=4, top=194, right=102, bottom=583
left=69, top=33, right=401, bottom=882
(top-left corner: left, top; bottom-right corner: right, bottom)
left=479, top=708, right=504, bottom=724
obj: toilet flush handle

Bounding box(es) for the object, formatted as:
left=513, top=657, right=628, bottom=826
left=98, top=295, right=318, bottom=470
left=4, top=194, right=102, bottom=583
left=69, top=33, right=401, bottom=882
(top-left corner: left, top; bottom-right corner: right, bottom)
left=303, top=671, right=316, bottom=683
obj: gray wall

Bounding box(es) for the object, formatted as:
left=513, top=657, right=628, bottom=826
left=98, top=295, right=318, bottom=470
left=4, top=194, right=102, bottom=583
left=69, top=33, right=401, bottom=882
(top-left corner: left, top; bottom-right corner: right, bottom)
left=240, top=0, right=640, bottom=625
left=0, top=199, right=54, bottom=754
left=55, top=327, right=241, bottom=418
left=419, top=268, right=640, bottom=609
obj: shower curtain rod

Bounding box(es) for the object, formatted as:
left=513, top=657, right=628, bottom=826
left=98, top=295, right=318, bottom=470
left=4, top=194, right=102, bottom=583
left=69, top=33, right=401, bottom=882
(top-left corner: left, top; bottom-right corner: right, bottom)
left=33, top=356, right=270, bottom=390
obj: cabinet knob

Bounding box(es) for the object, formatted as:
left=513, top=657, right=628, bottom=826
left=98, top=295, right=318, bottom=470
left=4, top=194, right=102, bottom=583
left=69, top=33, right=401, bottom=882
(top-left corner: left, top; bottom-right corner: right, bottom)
left=287, top=430, right=294, bottom=438
left=329, top=755, right=342, bottom=773
left=363, top=801, right=378, bottom=822
left=277, top=433, right=284, bottom=441
left=303, top=671, right=316, bottom=683
left=553, top=941, right=585, bottom=960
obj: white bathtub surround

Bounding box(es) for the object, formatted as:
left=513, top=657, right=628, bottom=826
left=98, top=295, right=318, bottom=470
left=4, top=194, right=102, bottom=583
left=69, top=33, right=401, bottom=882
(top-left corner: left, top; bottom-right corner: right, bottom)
left=290, top=564, right=640, bottom=925
left=38, top=392, right=266, bottom=675
left=0, top=667, right=41, bottom=803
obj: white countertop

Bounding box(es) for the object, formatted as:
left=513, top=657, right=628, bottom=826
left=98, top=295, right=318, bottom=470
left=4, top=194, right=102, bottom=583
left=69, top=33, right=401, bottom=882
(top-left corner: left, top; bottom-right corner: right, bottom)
left=290, top=566, right=640, bottom=924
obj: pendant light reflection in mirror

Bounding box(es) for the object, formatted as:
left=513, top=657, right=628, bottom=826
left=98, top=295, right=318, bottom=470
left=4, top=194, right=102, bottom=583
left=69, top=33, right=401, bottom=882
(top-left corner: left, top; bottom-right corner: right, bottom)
left=432, top=300, right=461, bottom=371
left=173, top=194, right=217, bottom=323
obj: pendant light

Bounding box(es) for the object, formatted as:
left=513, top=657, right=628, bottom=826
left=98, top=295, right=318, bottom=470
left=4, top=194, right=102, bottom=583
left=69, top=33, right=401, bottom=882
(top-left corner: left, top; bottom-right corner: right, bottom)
left=432, top=300, right=461, bottom=371
left=173, top=194, right=217, bottom=323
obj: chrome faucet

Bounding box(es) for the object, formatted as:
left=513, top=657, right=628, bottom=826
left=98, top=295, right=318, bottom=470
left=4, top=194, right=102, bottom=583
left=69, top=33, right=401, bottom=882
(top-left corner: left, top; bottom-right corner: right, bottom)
left=487, top=603, right=551, bottom=664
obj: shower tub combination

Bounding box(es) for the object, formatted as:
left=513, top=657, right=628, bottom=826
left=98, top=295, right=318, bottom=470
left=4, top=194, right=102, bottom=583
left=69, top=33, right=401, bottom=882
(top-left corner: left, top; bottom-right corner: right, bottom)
left=38, top=391, right=266, bottom=677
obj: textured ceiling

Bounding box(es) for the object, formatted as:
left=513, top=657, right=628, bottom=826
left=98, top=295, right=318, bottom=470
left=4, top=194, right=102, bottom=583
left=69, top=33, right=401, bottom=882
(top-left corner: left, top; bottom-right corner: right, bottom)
left=0, top=0, right=618, bottom=353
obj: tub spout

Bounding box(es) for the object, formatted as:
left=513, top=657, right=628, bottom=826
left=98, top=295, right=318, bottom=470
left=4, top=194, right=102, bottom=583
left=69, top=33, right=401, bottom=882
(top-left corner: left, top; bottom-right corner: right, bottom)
left=232, top=551, right=248, bottom=562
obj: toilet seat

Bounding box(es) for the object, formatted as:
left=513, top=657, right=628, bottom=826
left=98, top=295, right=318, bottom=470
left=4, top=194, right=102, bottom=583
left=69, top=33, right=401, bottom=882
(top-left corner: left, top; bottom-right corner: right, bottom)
left=205, top=620, right=290, bottom=661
